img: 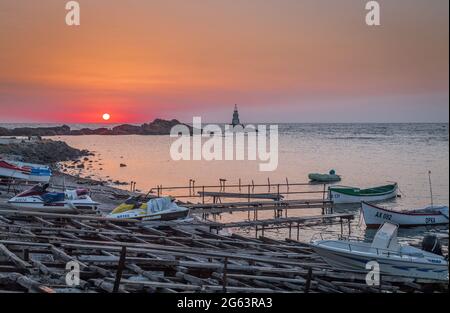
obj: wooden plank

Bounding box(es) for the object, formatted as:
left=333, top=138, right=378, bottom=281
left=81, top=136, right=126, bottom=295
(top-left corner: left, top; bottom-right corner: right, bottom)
left=0, top=243, right=32, bottom=269
left=198, top=191, right=284, bottom=201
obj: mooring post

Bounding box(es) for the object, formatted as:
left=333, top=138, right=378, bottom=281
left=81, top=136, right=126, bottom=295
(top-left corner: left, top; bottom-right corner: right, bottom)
left=379, top=274, right=382, bottom=293
left=223, top=257, right=228, bottom=292
left=297, top=223, right=300, bottom=241
left=202, top=185, right=205, bottom=204
left=113, top=246, right=127, bottom=293
left=305, top=267, right=313, bottom=293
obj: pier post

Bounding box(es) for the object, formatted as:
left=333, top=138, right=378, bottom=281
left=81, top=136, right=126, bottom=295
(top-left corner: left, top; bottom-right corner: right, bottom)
left=222, top=257, right=228, bottom=293
left=202, top=186, right=205, bottom=204
left=113, top=246, right=127, bottom=293
left=305, top=268, right=313, bottom=293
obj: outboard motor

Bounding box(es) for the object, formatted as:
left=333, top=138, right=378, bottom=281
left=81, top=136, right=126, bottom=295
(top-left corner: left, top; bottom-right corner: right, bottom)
left=421, top=234, right=443, bottom=256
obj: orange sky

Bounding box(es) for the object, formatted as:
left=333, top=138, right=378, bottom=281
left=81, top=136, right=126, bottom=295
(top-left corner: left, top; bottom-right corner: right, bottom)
left=0, top=0, right=448, bottom=123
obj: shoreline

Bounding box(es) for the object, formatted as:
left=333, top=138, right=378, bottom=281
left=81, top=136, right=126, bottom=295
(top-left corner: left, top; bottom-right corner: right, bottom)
left=0, top=137, right=140, bottom=212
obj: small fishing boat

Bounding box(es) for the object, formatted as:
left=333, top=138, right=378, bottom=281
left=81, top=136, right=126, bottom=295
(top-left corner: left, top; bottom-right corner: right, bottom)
left=361, top=201, right=449, bottom=228
left=7, top=183, right=99, bottom=213
left=328, top=183, right=398, bottom=204
left=0, top=159, right=51, bottom=183
left=308, top=169, right=341, bottom=183
left=108, top=196, right=189, bottom=221
left=311, top=222, right=448, bottom=281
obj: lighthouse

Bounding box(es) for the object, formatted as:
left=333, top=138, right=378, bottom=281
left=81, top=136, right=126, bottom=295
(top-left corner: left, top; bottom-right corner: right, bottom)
left=231, top=104, right=242, bottom=127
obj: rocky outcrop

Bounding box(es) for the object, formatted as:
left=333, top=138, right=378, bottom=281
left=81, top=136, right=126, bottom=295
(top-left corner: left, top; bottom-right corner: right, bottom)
left=0, top=119, right=191, bottom=136
left=0, top=139, right=90, bottom=164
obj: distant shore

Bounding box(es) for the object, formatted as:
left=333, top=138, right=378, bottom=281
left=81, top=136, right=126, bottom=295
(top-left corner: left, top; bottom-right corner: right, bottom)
left=0, top=118, right=192, bottom=136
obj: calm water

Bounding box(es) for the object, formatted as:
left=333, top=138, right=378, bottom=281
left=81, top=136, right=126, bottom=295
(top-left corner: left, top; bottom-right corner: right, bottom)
left=46, top=123, right=449, bottom=243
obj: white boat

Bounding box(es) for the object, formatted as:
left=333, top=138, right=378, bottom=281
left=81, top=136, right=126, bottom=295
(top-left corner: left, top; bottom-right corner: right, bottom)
left=362, top=201, right=449, bottom=228
left=329, top=183, right=398, bottom=204
left=7, top=184, right=99, bottom=213
left=108, top=196, right=190, bottom=221
left=0, top=159, right=51, bottom=183
left=310, top=222, right=448, bottom=281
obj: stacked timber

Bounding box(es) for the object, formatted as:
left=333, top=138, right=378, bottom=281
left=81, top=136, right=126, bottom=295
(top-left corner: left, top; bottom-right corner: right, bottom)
left=0, top=209, right=447, bottom=293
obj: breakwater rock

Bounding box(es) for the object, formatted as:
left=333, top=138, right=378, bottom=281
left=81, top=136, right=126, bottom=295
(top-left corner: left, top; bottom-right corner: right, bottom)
left=0, top=139, right=90, bottom=164
left=0, top=119, right=191, bottom=137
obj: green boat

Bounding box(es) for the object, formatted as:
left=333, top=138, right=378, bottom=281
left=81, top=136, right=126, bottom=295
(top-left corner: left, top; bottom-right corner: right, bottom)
left=308, top=169, right=341, bottom=183
left=328, top=183, right=398, bottom=204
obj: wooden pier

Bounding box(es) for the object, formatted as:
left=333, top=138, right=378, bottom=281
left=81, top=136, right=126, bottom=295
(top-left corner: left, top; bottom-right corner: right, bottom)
left=206, top=213, right=355, bottom=239
left=185, top=199, right=334, bottom=220
left=0, top=209, right=446, bottom=293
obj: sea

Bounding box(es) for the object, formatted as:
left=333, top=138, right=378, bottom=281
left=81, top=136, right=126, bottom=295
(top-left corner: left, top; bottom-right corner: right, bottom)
left=2, top=123, right=449, bottom=244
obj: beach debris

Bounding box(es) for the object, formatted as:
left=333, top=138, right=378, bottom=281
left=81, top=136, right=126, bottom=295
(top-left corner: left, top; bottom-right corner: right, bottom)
left=0, top=208, right=446, bottom=293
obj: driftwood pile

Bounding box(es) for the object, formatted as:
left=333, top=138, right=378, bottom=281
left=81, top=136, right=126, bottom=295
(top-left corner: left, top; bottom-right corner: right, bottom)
left=0, top=209, right=447, bottom=293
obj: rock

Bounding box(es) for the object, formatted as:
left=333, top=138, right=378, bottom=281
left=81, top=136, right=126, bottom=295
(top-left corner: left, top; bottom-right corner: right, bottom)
left=0, top=139, right=89, bottom=164
left=119, top=163, right=127, bottom=167
left=0, top=118, right=192, bottom=136
left=114, top=180, right=129, bottom=185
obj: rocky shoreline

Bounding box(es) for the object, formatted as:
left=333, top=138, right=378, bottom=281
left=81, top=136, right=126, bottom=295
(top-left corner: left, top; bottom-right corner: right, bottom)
left=0, top=139, right=91, bottom=164
left=0, top=118, right=192, bottom=137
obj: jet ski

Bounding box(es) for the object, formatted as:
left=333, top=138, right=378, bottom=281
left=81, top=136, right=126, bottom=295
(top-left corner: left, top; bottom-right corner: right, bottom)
left=7, top=183, right=99, bottom=213
left=108, top=196, right=189, bottom=221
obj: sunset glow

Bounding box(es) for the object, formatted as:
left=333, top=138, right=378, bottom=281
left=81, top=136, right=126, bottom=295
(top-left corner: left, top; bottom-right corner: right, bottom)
left=102, top=113, right=111, bottom=121
left=0, top=0, right=448, bottom=123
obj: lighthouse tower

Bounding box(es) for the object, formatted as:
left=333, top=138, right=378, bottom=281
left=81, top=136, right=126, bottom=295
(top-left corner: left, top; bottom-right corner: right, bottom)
left=231, top=104, right=241, bottom=127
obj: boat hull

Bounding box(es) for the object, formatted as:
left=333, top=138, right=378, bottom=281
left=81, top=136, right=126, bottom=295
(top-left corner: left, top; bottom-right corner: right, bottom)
left=312, top=242, right=448, bottom=281
left=0, top=167, right=51, bottom=183
left=329, top=185, right=398, bottom=204
left=362, top=202, right=449, bottom=228
left=308, top=173, right=341, bottom=183
left=109, top=207, right=190, bottom=221
left=142, top=209, right=190, bottom=221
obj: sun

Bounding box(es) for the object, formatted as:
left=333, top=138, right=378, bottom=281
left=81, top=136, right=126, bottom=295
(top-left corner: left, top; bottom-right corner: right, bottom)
left=102, top=113, right=111, bottom=121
